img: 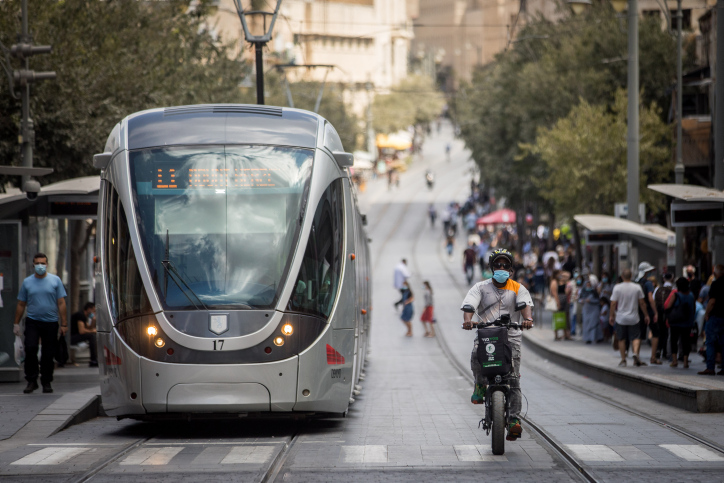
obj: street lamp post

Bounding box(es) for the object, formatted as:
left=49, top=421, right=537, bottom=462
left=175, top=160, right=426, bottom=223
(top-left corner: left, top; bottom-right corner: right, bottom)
left=233, top=0, right=282, bottom=105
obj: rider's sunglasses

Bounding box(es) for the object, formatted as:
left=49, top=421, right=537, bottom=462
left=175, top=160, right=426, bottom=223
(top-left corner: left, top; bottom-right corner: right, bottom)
left=492, top=261, right=512, bottom=270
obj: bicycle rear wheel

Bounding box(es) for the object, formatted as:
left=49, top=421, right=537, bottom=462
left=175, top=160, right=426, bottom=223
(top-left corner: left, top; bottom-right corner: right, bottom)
left=491, top=390, right=505, bottom=455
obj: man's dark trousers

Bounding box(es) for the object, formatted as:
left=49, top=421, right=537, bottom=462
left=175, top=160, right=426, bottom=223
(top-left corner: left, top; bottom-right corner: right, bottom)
left=24, top=318, right=59, bottom=384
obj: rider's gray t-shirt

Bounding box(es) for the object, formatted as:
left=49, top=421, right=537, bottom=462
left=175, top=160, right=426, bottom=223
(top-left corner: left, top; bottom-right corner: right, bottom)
left=461, top=278, right=533, bottom=339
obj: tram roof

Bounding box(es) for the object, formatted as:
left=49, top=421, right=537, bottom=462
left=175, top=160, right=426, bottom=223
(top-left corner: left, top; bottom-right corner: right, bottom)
left=125, top=105, right=320, bottom=150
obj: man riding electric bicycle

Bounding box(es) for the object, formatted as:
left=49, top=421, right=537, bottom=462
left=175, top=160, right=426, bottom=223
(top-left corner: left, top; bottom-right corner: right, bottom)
left=461, top=248, right=534, bottom=441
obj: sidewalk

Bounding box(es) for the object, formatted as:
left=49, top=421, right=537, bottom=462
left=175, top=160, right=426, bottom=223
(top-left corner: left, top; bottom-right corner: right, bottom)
left=0, top=360, right=101, bottom=450
left=523, top=314, right=724, bottom=413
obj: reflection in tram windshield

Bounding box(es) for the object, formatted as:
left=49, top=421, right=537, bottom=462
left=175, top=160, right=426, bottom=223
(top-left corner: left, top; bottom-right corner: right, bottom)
left=129, top=145, right=313, bottom=310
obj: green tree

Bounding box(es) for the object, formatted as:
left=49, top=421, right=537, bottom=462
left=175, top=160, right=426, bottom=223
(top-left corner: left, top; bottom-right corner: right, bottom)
left=372, top=75, right=444, bottom=134
left=524, top=90, right=671, bottom=218
left=454, top=4, right=680, bottom=221
left=263, top=76, right=361, bottom=151
left=0, top=0, right=247, bottom=188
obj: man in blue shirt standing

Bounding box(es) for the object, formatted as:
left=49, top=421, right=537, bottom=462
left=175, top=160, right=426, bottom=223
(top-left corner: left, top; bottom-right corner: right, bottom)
left=13, top=253, right=68, bottom=394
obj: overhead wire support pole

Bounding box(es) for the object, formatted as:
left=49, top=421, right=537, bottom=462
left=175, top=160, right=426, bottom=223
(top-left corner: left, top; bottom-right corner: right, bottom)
left=674, top=0, right=684, bottom=275
left=234, top=0, right=283, bottom=105
left=626, top=0, right=640, bottom=224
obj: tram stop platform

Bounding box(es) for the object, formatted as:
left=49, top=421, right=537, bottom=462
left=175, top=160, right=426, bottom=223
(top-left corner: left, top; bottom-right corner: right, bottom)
left=0, top=360, right=101, bottom=451
left=523, top=318, right=724, bottom=413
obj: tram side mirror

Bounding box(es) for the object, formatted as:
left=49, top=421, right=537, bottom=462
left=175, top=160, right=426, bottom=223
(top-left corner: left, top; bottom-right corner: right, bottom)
left=332, top=151, right=354, bottom=168
left=93, top=152, right=112, bottom=170
left=462, top=304, right=476, bottom=313
left=515, top=302, right=527, bottom=312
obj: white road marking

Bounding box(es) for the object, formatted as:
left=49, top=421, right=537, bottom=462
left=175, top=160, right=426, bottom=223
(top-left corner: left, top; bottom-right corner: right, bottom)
left=11, top=447, right=88, bottom=465
left=660, top=445, right=724, bottom=462
left=120, top=447, right=183, bottom=465
left=454, top=445, right=508, bottom=462
left=145, top=442, right=280, bottom=446
left=341, top=445, right=388, bottom=463
left=565, top=445, right=624, bottom=462
left=609, top=445, right=652, bottom=461
left=221, top=445, right=276, bottom=464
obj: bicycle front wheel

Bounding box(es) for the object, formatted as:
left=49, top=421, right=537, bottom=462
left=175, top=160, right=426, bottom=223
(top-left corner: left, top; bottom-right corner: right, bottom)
left=491, top=390, right=505, bottom=455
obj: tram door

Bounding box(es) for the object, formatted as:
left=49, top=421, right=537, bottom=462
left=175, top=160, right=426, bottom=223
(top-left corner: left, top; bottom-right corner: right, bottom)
left=0, top=221, right=21, bottom=382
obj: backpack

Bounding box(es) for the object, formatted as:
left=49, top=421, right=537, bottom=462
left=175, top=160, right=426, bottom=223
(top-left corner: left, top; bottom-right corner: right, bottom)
left=654, top=285, right=673, bottom=311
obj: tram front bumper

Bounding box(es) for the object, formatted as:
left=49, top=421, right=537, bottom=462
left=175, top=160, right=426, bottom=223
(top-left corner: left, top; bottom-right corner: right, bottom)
left=140, top=357, right=298, bottom=413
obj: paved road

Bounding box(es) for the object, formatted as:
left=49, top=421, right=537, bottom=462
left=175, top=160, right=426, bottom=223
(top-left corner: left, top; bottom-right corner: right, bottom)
left=1, top=123, right=723, bottom=482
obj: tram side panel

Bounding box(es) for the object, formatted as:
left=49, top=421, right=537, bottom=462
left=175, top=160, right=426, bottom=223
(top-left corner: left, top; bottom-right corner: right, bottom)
left=294, top=178, right=358, bottom=413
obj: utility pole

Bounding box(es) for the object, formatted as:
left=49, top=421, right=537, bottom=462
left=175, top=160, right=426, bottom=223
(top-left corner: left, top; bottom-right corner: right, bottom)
left=674, top=0, right=684, bottom=275
left=626, top=0, right=640, bottom=224
left=715, top=0, right=724, bottom=263
left=0, top=0, right=56, bottom=197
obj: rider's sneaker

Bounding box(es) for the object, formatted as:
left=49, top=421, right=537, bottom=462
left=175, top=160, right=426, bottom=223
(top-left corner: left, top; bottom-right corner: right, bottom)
left=506, top=419, right=522, bottom=441
left=470, top=384, right=486, bottom=404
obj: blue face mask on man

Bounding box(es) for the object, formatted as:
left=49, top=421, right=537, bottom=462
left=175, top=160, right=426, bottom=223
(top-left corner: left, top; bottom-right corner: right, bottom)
left=492, top=270, right=510, bottom=283
left=34, top=264, right=47, bottom=276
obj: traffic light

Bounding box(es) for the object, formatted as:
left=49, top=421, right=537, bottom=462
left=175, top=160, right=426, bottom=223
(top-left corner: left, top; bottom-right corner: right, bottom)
left=9, top=42, right=56, bottom=87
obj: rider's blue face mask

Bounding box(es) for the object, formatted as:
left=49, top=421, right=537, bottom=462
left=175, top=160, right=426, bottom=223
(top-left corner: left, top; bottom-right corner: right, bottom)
left=492, top=270, right=510, bottom=283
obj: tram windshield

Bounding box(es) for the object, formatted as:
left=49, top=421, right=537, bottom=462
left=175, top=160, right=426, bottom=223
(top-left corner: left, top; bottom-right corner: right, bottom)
left=130, top=145, right=313, bottom=310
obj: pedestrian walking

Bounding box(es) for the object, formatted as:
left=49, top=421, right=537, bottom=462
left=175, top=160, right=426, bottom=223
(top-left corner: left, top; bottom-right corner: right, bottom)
left=463, top=242, right=477, bottom=285
left=445, top=230, right=455, bottom=260
left=393, top=258, right=411, bottom=309
left=12, top=253, right=68, bottom=394
left=550, top=270, right=571, bottom=341
left=636, top=262, right=659, bottom=362
left=609, top=268, right=650, bottom=367
left=653, top=273, right=674, bottom=362
left=420, top=281, right=436, bottom=337
left=580, top=276, right=602, bottom=344
left=664, top=277, right=696, bottom=369
left=699, top=265, right=724, bottom=375
left=400, top=281, right=414, bottom=337
left=428, top=204, right=437, bottom=227
left=70, top=302, right=98, bottom=367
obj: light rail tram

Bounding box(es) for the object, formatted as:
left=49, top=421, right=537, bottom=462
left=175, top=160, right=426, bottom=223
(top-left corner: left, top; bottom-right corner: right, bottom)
left=93, top=104, right=371, bottom=419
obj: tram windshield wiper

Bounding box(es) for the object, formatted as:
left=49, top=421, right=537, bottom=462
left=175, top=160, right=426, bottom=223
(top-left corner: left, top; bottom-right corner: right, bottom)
left=161, top=230, right=208, bottom=311
left=161, top=259, right=209, bottom=311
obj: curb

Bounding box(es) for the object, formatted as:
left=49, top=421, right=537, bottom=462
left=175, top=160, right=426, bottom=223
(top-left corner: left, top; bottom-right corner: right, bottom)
left=522, top=332, right=724, bottom=413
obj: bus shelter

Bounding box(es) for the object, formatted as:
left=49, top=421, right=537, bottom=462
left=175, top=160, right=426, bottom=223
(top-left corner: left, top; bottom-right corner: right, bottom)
left=0, top=176, right=99, bottom=381
left=574, top=214, right=674, bottom=278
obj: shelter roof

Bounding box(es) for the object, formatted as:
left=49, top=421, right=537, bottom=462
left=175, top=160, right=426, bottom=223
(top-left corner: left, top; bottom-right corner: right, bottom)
left=648, top=184, right=724, bottom=203
left=574, top=214, right=673, bottom=246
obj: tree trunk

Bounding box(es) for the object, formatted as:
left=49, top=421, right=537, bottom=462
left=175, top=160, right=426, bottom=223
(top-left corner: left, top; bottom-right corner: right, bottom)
left=56, top=220, right=67, bottom=281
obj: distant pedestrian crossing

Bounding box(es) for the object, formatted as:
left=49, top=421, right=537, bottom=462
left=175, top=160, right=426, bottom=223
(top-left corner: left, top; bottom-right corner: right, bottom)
left=7, top=443, right=724, bottom=466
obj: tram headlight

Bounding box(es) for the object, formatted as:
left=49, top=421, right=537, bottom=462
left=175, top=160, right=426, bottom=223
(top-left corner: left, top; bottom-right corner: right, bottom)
left=282, top=323, right=293, bottom=336
left=155, top=338, right=165, bottom=348
left=273, top=336, right=285, bottom=347
left=147, top=326, right=158, bottom=336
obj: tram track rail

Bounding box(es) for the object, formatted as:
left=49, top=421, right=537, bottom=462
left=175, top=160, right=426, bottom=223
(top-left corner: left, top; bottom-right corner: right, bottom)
left=406, top=209, right=600, bottom=483
left=72, top=435, right=154, bottom=483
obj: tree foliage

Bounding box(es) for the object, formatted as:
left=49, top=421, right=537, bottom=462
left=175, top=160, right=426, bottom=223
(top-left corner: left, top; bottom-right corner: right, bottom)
left=454, top=4, right=681, bottom=217
left=372, top=75, right=444, bottom=134
left=0, top=0, right=247, bottom=188
left=523, top=90, right=671, bottom=218
left=263, top=76, right=361, bottom=151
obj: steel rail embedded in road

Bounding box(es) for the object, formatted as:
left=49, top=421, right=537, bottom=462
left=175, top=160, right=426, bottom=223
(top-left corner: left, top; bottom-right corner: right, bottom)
left=408, top=212, right=600, bottom=483
left=72, top=435, right=154, bottom=483
left=260, top=432, right=300, bottom=483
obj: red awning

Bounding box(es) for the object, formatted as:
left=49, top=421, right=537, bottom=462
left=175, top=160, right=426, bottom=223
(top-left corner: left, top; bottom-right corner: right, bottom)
left=477, top=209, right=516, bottom=225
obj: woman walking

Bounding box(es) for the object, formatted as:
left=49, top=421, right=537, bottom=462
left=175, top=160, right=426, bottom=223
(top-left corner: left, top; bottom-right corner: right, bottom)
left=580, top=276, right=602, bottom=344
left=664, top=277, right=696, bottom=368
left=420, top=281, right=436, bottom=337
left=400, top=281, right=415, bottom=337
left=550, top=270, right=572, bottom=340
